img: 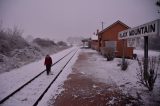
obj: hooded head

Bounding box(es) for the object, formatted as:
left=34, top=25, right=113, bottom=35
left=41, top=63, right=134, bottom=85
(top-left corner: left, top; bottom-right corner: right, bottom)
left=46, top=54, right=50, bottom=57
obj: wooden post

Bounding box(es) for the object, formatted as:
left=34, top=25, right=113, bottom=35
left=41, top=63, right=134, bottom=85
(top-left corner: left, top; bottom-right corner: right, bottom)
left=144, top=36, right=149, bottom=80
left=83, top=41, right=85, bottom=48
left=122, top=39, right=125, bottom=65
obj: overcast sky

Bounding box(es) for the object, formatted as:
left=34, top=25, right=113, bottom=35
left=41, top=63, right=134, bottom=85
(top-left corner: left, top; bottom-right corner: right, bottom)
left=0, top=0, right=160, bottom=41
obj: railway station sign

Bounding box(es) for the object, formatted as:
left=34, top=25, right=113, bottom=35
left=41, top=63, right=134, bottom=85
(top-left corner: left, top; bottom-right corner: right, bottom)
left=118, top=19, right=160, bottom=80
left=118, top=19, right=160, bottom=40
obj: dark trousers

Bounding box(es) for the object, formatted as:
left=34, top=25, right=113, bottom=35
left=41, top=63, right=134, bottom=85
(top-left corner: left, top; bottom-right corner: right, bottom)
left=46, top=64, right=51, bottom=75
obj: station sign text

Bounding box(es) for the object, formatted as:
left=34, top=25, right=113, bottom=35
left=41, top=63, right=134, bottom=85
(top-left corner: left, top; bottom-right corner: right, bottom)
left=118, top=19, right=159, bottom=39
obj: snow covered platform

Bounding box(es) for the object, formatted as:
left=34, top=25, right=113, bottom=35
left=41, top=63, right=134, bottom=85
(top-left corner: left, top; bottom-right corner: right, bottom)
left=39, top=49, right=160, bottom=106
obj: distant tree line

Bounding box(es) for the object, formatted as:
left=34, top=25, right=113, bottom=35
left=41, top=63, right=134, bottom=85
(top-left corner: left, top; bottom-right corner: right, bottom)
left=0, top=23, right=69, bottom=73
left=0, top=22, right=68, bottom=57
left=33, top=38, right=56, bottom=47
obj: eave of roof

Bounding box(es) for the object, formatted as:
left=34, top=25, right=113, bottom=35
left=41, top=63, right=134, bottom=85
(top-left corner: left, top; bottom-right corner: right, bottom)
left=98, top=20, right=130, bottom=35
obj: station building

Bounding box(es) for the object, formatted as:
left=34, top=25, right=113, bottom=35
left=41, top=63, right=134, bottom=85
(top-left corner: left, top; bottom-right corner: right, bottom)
left=82, top=38, right=91, bottom=48
left=97, top=20, right=133, bottom=58
left=90, top=34, right=98, bottom=50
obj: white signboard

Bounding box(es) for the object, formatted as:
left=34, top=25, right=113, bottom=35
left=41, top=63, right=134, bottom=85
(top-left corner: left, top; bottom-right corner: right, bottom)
left=127, top=38, right=136, bottom=47
left=118, top=19, right=160, bottom=39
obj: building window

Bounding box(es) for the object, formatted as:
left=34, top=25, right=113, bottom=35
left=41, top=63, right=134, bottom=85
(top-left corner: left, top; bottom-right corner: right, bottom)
left=105, top=41, right=117, bottom=51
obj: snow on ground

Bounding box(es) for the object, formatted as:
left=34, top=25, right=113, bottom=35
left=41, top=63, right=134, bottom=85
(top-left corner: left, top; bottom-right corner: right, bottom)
left=83, top=49, right=160, bottom=105
left=1, top=48, right=79, bottom=106
left=0, top=47, right=159, bottom=106
left=134, top=49, right=160, bottom=57
left=38, top=49, right=80, bottom=106
left=0, top=47, right=76, bottom=102
left=133, top=49, right=160, bottom=105
left=0, top=44, right=69, bottom=74
left=94, top=49, right=159, bottom=105
left=42, top=48, right=159, bottom=105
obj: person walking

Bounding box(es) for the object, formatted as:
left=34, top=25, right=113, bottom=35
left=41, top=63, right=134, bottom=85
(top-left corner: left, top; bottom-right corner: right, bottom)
left=44, top=54, right=52, bottom=75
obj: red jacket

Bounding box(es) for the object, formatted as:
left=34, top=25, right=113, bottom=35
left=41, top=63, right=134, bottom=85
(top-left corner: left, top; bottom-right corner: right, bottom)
left=44, top=55, right=52, bottom=65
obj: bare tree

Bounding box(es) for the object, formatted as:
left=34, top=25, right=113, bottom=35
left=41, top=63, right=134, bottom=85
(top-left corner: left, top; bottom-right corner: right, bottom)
left=5, top=26, right=23, bottom=37
left=137, top=57, right=160, bottom=91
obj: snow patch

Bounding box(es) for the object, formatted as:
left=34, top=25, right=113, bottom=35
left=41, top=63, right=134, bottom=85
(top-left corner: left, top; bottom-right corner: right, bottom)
left=37, top=48, right=80, bottom=106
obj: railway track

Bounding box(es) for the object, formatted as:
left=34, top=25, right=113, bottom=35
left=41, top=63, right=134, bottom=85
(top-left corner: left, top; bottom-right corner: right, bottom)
left=0, top=48, right=79, bottom=106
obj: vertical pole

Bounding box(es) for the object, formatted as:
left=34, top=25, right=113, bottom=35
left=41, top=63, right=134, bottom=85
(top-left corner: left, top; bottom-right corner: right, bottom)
left=144, top=36, right=149, bottom=80
left=102, top=22, right=104, bottom=30
left=122, top=39, right=125, bottom=65
left=83, top=42, right=85, bottom=48
left=98, top=36, right=101, bottom=52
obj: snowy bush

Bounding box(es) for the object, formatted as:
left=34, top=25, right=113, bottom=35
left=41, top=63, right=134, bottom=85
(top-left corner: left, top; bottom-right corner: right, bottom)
left=137, top=56, right=160, bottom=91
left=0, top=29, right=29, bottom=56
left=103, top=48, right=115, bottom=61
left=0, top=26, right=69, bottom=73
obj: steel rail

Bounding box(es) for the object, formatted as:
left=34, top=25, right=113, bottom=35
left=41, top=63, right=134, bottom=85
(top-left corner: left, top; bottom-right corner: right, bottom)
left=33, top=49, right=78, bottom=106
left=0, top=48, right=75, bottom=104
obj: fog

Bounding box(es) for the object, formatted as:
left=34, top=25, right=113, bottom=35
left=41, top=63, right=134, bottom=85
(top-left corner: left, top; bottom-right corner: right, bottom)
left=0, top=0, right=159, bottom=41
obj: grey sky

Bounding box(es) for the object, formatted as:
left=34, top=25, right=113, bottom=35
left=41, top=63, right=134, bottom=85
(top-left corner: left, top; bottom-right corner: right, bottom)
left=0, top=0, right=160, bottom=41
